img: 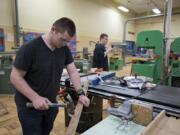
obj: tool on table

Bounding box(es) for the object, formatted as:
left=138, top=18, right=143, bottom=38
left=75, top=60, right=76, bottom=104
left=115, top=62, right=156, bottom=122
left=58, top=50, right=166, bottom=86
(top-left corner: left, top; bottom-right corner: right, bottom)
left=107, top=100, right=134, bottom=123
left=97, top=74, right=104, bottom=83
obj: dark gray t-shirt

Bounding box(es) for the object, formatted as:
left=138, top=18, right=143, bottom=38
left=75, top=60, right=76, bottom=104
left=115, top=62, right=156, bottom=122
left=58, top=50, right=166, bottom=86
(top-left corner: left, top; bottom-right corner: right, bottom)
left=14, top=36, right=73, bottom=107
left=92, top=44, right=108, bottom=71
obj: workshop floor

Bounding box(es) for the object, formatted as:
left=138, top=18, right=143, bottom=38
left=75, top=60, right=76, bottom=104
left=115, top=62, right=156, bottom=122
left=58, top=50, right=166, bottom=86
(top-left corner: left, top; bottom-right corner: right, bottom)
left=0, top=64, right=131, bottom=135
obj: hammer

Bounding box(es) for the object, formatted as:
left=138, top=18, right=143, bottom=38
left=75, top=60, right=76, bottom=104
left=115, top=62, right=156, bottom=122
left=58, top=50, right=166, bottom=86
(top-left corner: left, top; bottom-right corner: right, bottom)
left=26, top=100, right=75, bottom=116
left=26, top=102, right=67, bottom=108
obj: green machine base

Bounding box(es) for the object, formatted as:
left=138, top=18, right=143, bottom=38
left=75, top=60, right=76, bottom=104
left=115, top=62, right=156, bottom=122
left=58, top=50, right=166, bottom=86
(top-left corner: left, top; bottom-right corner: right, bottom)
left=132, top=62, right=155, bottom=80
left=169, top=37, right=180, bottom=87
left=132, top=30, right=164, bottom=83
left=0, top=66, right=14, bottom=94
left=109, top=57, right=123, bottom=71
left=74, top=59, right=91, bottom=73
left=0, top=55, right=14, bottom=94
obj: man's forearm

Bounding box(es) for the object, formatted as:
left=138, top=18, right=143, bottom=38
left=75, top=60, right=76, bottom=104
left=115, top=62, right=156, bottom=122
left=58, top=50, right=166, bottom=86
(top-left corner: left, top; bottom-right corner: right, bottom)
left=67, top=63, right=90, bottom=107
left=67, top=63, right=82, bottom=90
left=69, top=69, right=81, bottom=90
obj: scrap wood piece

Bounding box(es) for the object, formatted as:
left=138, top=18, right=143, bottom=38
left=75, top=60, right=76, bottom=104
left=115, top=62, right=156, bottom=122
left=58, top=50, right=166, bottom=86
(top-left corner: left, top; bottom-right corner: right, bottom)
left=132, top=102, right=153, bottom=126
left=65, top=80, right=89, bottom=135
left=142, top=110, right=180, bottom=135
left=165, top=117, right=180, bottom=134
left=0, top=101, right=8, bottom=116
left=141, top=110, right=166, bottom=135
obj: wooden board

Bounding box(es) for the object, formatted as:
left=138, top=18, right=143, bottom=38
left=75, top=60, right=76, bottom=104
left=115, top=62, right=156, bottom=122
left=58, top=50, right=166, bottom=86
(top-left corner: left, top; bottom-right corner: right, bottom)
left=141, top=110, right=165, bottom=135
left=65, top=80, right=89, bottom=135
left=132, top=102, right=153, bottom=126
left=141, top=110, right=180, bottom=135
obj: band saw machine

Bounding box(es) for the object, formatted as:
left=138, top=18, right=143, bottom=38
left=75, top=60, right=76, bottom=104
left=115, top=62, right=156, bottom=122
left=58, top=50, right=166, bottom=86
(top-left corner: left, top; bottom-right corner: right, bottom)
left=131, top=30, right=164, bottom=83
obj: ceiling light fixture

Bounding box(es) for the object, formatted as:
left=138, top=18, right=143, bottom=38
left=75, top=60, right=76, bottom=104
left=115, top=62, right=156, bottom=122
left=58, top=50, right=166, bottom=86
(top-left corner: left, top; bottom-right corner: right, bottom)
left=152, top=8, right=161, bottom=14
left=118, top=6, right=129, bottom=12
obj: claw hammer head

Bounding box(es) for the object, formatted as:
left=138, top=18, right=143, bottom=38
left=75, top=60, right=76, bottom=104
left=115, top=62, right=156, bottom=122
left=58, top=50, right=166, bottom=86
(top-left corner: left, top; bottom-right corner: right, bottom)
left=58, top=87, right=75, bottom=116
left=64, top=93, right=75, bottom=116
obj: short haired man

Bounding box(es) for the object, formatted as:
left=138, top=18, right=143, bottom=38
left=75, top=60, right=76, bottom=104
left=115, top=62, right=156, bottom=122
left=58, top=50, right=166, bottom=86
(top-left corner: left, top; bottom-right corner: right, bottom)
left=92, top=33, right=111, bottom=71
left=10, top=17, right=90, bottom=135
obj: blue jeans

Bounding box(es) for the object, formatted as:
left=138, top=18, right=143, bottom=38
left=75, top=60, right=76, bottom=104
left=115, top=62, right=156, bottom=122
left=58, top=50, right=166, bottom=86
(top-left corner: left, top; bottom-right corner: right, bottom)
left=17, top=107, right=58, bottom=135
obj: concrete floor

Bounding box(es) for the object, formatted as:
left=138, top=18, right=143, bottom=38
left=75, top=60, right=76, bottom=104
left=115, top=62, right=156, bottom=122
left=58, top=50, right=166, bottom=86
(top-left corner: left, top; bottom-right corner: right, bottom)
left=0, top=64, right=131, bottom=135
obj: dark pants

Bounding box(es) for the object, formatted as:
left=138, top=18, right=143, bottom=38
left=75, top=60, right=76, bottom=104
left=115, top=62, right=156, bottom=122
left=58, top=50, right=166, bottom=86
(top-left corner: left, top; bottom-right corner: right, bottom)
left=17, top=107, right=58, bottom=135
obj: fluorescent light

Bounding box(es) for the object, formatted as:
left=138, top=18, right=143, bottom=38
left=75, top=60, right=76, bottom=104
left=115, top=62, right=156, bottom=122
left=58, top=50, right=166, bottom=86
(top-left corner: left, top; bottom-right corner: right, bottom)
left=118, top=6, right=129, bottom=12
left=152, top=8, right=161, bottom=14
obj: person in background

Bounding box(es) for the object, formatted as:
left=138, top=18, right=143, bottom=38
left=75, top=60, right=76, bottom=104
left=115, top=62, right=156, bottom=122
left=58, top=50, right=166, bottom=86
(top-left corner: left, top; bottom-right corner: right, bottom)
left=10, top=17, right=90, bottom=135
left=92, top=33, right=112, bottom=71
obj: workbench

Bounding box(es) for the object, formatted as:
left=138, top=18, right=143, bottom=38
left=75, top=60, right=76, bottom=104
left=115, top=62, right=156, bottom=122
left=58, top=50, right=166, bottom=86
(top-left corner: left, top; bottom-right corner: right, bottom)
left=89, top=84, right=180, bottom=117
left=82, top=110, right=180, bottom=135
left=81, top=115, right=145, bottom=135
left=61, top=72, right=180, bottom=117
left=61, top=72, right=180, bottom=134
